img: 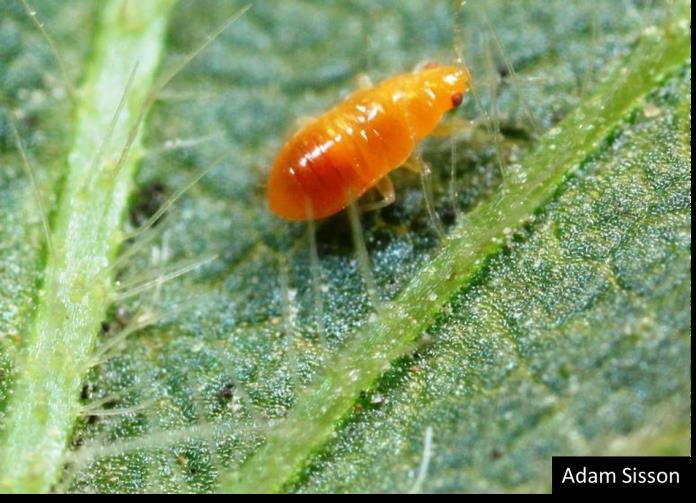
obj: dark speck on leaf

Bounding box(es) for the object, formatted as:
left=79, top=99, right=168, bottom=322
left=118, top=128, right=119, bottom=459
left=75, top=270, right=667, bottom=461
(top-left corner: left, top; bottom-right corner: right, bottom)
left=130, top=181, right=168, bottom=227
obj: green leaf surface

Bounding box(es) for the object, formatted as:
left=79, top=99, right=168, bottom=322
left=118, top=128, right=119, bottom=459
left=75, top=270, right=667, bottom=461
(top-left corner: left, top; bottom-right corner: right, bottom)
left=0, top=0, right=690, bottom=493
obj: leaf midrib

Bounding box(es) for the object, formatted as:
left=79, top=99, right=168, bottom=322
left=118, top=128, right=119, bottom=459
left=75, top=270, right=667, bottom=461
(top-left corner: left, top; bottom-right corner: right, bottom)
left=0, top=0, right=176, bottom=492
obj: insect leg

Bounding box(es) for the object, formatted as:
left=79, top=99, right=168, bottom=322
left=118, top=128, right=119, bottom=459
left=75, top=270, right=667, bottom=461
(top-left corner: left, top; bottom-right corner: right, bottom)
left=307, top=218, right=327, bottom=347
left=402, top=153, right=428, bottom=174
left=359, top=175, right=395, bottom=212
left=402, top=154, right=446, bottom=239
left=347, top=202, right=380, bottom=310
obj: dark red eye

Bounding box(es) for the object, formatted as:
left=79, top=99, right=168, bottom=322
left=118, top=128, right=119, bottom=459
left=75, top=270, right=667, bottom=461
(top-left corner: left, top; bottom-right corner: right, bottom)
left=451, top=92, right=463, bottom=108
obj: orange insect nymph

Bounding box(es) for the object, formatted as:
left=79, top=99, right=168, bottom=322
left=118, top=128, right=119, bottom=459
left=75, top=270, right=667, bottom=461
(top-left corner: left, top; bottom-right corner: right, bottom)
left=267, top=64, right=470, bottom=221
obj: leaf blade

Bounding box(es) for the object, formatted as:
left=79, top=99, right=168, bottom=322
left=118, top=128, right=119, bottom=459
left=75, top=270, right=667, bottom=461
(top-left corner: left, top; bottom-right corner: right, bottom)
left=222, top=9, right=691, bottom=494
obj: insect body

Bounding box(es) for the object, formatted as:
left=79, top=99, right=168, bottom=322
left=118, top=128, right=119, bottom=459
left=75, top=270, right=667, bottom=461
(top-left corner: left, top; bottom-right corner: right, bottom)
left=267, top=64, right=470, bottom=221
